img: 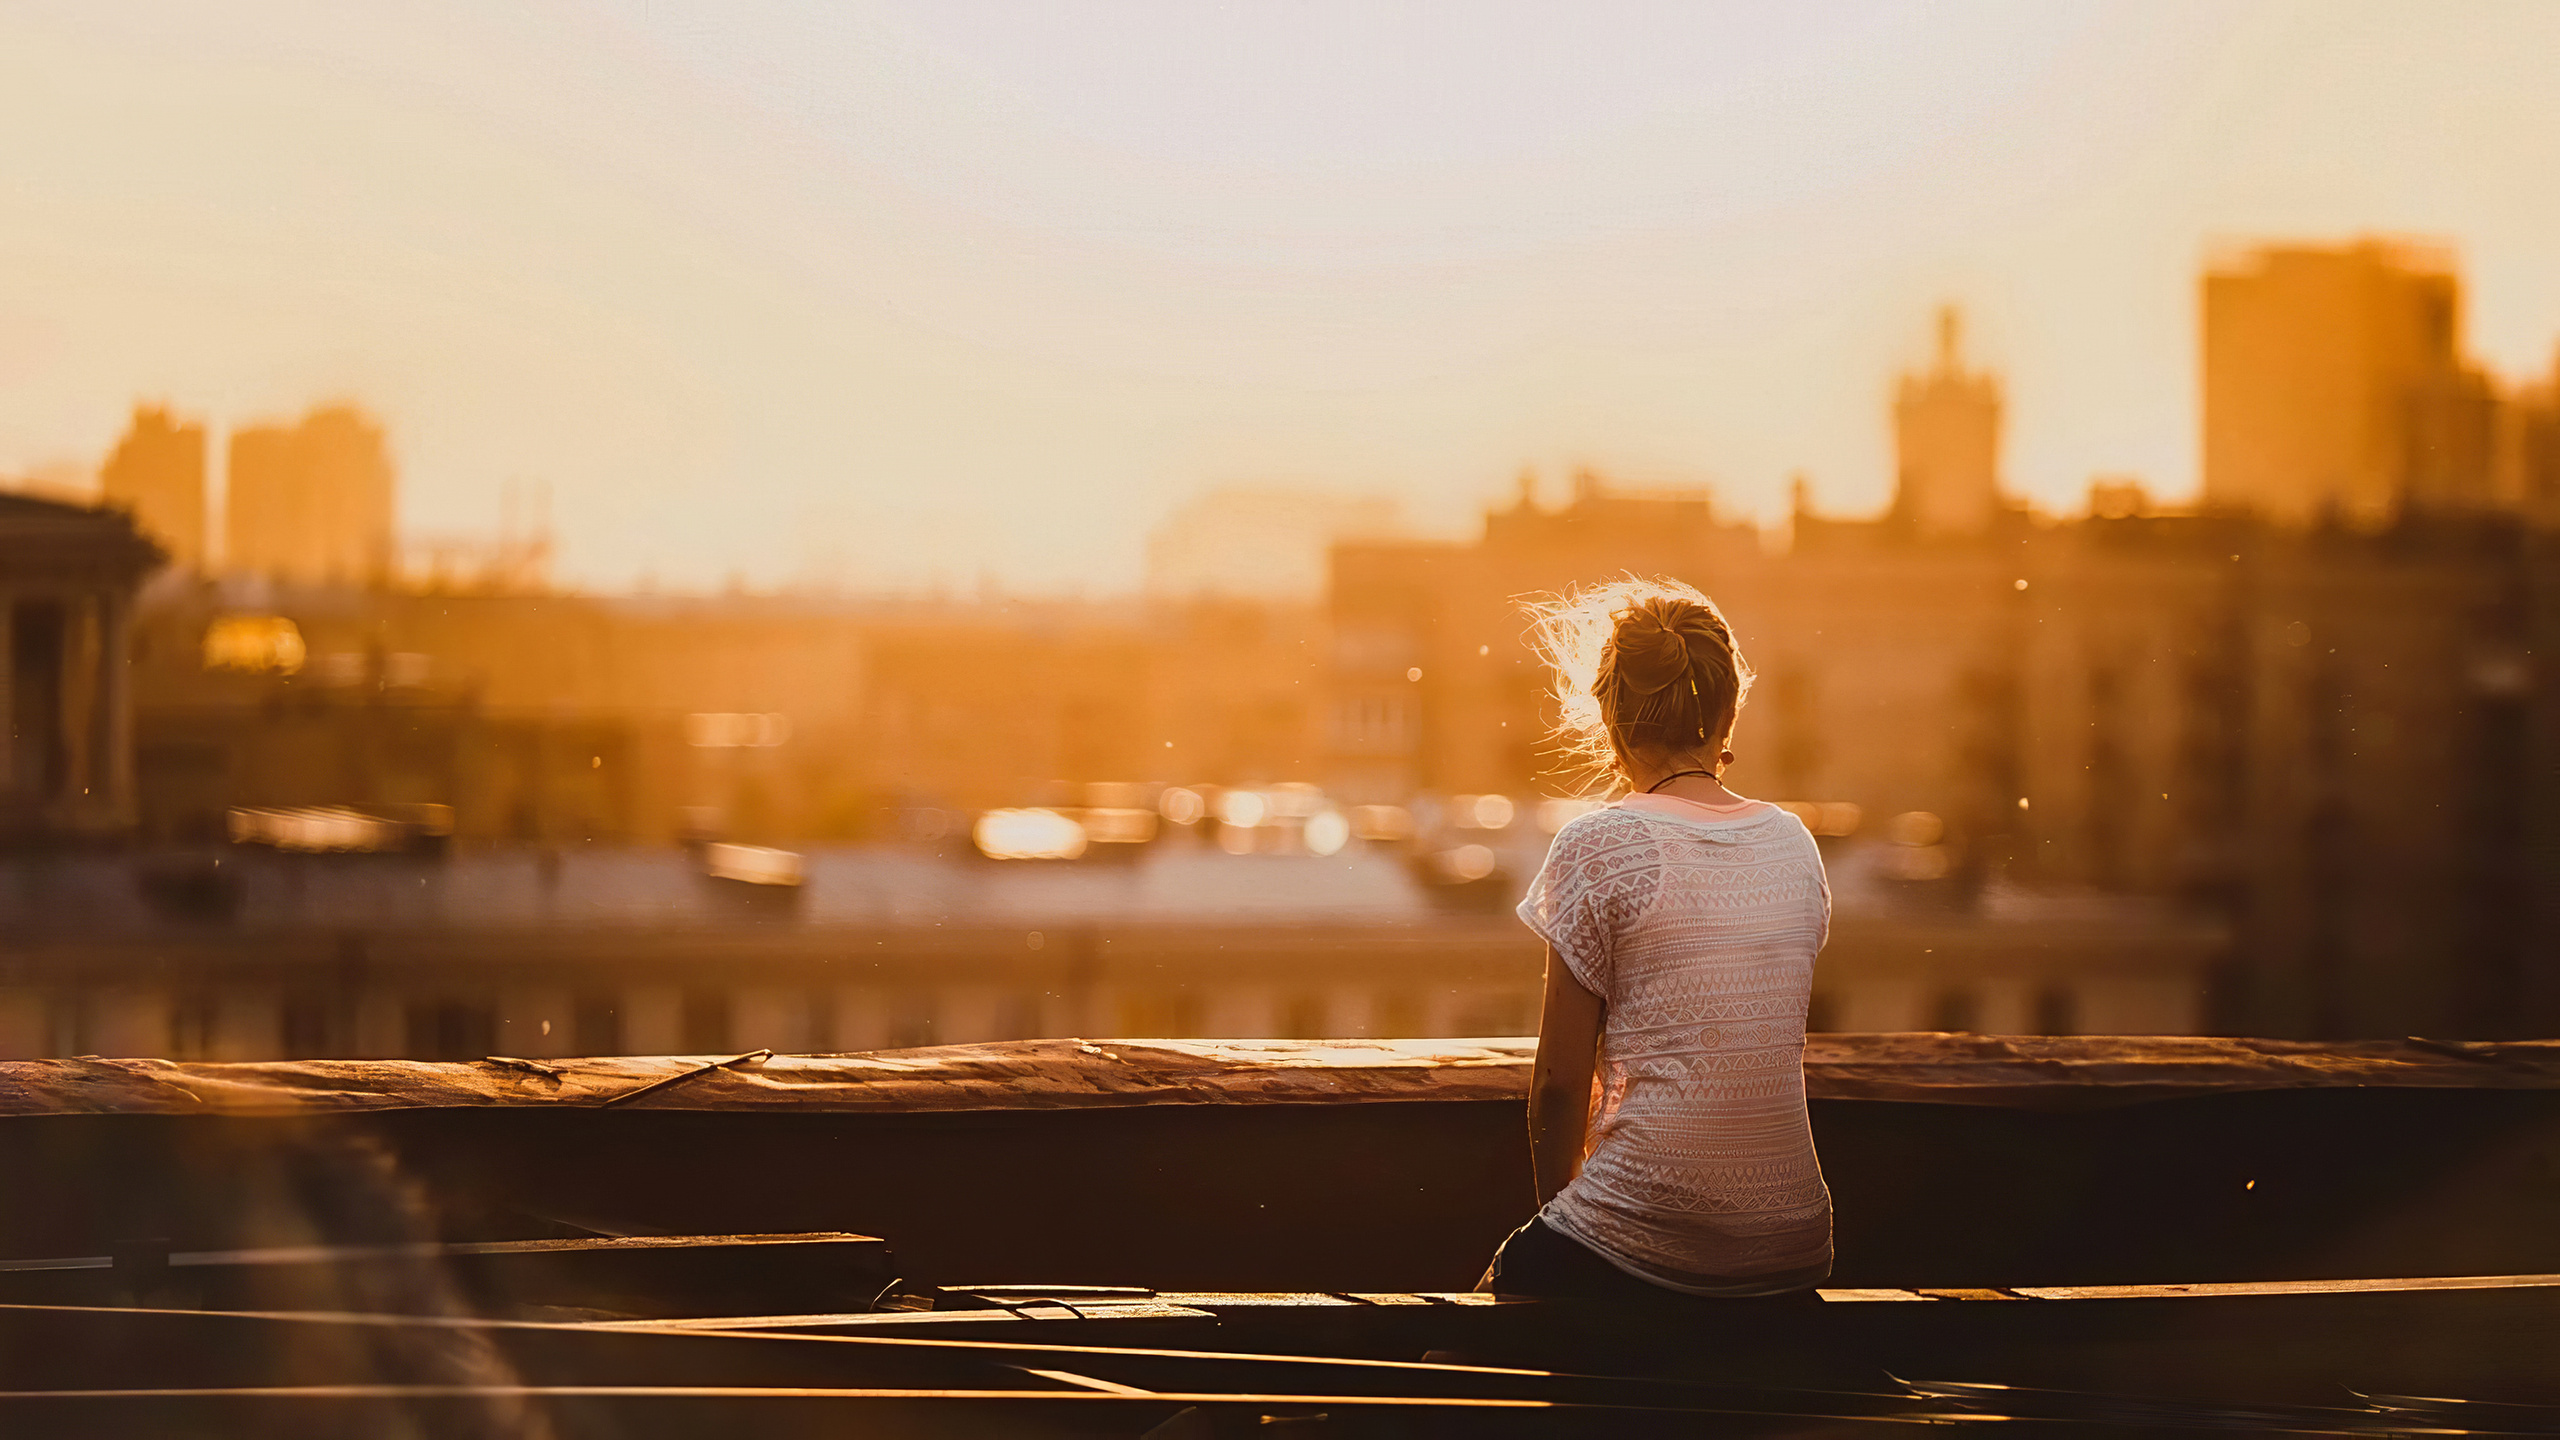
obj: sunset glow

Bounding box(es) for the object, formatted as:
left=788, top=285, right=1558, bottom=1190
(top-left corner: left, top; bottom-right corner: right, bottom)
left=5, top=2, right=2557, bottom=591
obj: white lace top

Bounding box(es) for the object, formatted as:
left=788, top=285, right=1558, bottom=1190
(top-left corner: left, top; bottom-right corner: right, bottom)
left=1515, top=795, right=1834, bottom=1288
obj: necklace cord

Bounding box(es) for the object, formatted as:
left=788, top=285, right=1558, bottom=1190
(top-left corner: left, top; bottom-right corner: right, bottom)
left=1643, top=768, right=1717, bottom=795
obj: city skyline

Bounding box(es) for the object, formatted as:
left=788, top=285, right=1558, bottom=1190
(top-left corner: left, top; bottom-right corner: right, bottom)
left=5, top=1, right=2560, bottom=594
left=44, top=235, right=2560, bottom=601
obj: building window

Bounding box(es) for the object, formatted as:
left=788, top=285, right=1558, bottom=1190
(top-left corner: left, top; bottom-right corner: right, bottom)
left=1333, top=695, right=1412, bottom=752
left=1333, top=625, right=1418, bottom=671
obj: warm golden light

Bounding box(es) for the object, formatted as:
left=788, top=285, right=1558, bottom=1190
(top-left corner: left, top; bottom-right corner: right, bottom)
left=1351, top=804, right=1416, bottom=841
left=200, top=615, right=306, bottom=674
left=702, top=842, right=805, bottom=887
left=1435, top=844, right=1499, bottom=883
left=973, top=808, right=1088, bottom=861
left=2, top=20, right=2558, bottom=1408
left=684, top=713, right=791, bottom=749
left=1075, top=807, right=1159, bottom=846
left=0, top=5, right=2547, bottom=1066
left=1774, top=802, right=1864, bottom=838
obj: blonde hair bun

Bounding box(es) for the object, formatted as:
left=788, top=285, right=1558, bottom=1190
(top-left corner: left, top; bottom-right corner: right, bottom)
left=1522, top=576, right=1754, bottom=795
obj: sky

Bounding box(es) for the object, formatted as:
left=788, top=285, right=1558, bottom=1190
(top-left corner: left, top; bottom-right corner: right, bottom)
left=3, top=1, right=2557, bottom=594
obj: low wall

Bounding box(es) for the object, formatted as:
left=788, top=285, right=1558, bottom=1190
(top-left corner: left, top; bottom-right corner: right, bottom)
left=3, top=1035, right=2555, bottom=1293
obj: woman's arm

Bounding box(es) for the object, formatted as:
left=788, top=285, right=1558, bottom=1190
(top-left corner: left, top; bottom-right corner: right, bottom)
left=1527, top=943, right=1604, bottom=1208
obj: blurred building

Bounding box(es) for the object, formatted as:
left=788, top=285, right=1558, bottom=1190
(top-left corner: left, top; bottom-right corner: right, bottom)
left=226, top=404, right=396, bottom=586
left=1329, top=292, right=2560, bottom=1041
left=2503, top=349, right=2560, bottom=527
left=0, top=496, right=164, bottom=839
left=1337, top=494, right=2559, bottom=1042
left=1146, top=486, right=1406, bottom=601
left=125, top=579, right=1331, bottom=850
left=403, top=478, right=557, bottom=595
left=73, top=255, right=2560, bottom=1048
left=0, top=880, right=2217, bottom=1062
left=1895, top=307, right=2009, bottom=536
left=0, top=461, right=98, bottom=506
left=2203, top=239, right=2503, bottom=525
left=135, top=585, right=854, bottom=848
left=1326, top=469, right=1763, bottom=808
left=98, top=405, right=207, bottom=570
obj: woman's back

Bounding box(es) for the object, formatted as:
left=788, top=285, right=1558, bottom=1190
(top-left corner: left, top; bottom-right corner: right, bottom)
left=1518, top=793, right=1833, bottom=1288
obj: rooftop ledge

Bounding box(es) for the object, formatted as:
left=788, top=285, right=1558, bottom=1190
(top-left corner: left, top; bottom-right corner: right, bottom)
left=4, top=1033, right=2558, bottom=1118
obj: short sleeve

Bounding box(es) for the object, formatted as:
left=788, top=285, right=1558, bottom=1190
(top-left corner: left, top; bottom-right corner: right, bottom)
left=1514, top=812, right=1659, bottom=998
left=1794, top=809, right=1833, bottom=953
left=1815, top=843, right=1834, bottom=952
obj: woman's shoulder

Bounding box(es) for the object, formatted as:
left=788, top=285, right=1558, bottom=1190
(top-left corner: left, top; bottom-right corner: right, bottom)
left=1544, top=798, right=1819, bottom=851
left=1731, top=802, right=1823, bottom=855
left=1541, top=803, right=1662, bottom=863
left=1549, top=802, right=1655, bottom=840
left=1756, top=803, right=1820, bottom=842
left=1608, top=797, right=1811, bottom=835
left=1601, top=800, right=1824, bottom=869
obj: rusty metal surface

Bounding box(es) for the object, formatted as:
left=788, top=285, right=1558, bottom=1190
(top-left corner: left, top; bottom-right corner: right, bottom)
left=2, top=1033, right=2557, bottom=1119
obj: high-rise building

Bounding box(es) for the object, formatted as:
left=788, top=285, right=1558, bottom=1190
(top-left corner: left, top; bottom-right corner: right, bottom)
left=1893, top=307, right=2004, bottom=537
left=2500, top=347, right=2560, bottom=526
left=2203, top=239, right=2500, bottom=525
left=98, top=406, right=206, bottom=570
left=225, top=404, right=396, bottom=585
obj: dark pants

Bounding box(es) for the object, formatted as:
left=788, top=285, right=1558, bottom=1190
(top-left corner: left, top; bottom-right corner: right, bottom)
left=1479, top=1217, right=1825, bottom=1303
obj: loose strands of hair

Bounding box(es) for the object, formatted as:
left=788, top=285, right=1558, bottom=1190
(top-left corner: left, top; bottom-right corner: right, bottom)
left=1520, top=576, right=1755, bottom=798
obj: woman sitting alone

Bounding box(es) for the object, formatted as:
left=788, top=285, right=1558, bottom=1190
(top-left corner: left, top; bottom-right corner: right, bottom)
left=1479, top=578, right=1833, bottom=1300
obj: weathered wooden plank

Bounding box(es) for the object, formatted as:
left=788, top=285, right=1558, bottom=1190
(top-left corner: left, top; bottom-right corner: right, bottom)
left=6, top=1033, right=2559, bottom=1120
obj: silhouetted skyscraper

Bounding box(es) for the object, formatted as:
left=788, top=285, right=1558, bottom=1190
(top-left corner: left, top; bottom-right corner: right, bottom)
left=99, top=405, right=206, bottom=570
left=2203, top=239, right=2497, bottom=525
left=1893, top=307, right=2004, bottom=537
left=225, top=404, right=396, bottom=585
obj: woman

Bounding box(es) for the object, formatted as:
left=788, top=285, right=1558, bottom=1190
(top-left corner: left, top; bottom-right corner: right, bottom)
left=1479, top=577, right=1832, bottom=1300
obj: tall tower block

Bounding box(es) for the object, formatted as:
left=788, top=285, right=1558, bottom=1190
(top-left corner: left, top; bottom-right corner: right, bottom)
left=225, top=404, right=396, bottom=585
left=1894, top=307, right=2003, bottom=538
left=2203, top=239, right=2475, bottom=526
left=99, top=405, right=207, bottom=570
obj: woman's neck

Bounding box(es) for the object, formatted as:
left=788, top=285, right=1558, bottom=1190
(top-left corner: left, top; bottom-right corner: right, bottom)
left=1623, top=753, right=1742, bottom=806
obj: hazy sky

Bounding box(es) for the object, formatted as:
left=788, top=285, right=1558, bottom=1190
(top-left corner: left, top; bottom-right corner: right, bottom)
left=4, top=1, right=2557, bottom=593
